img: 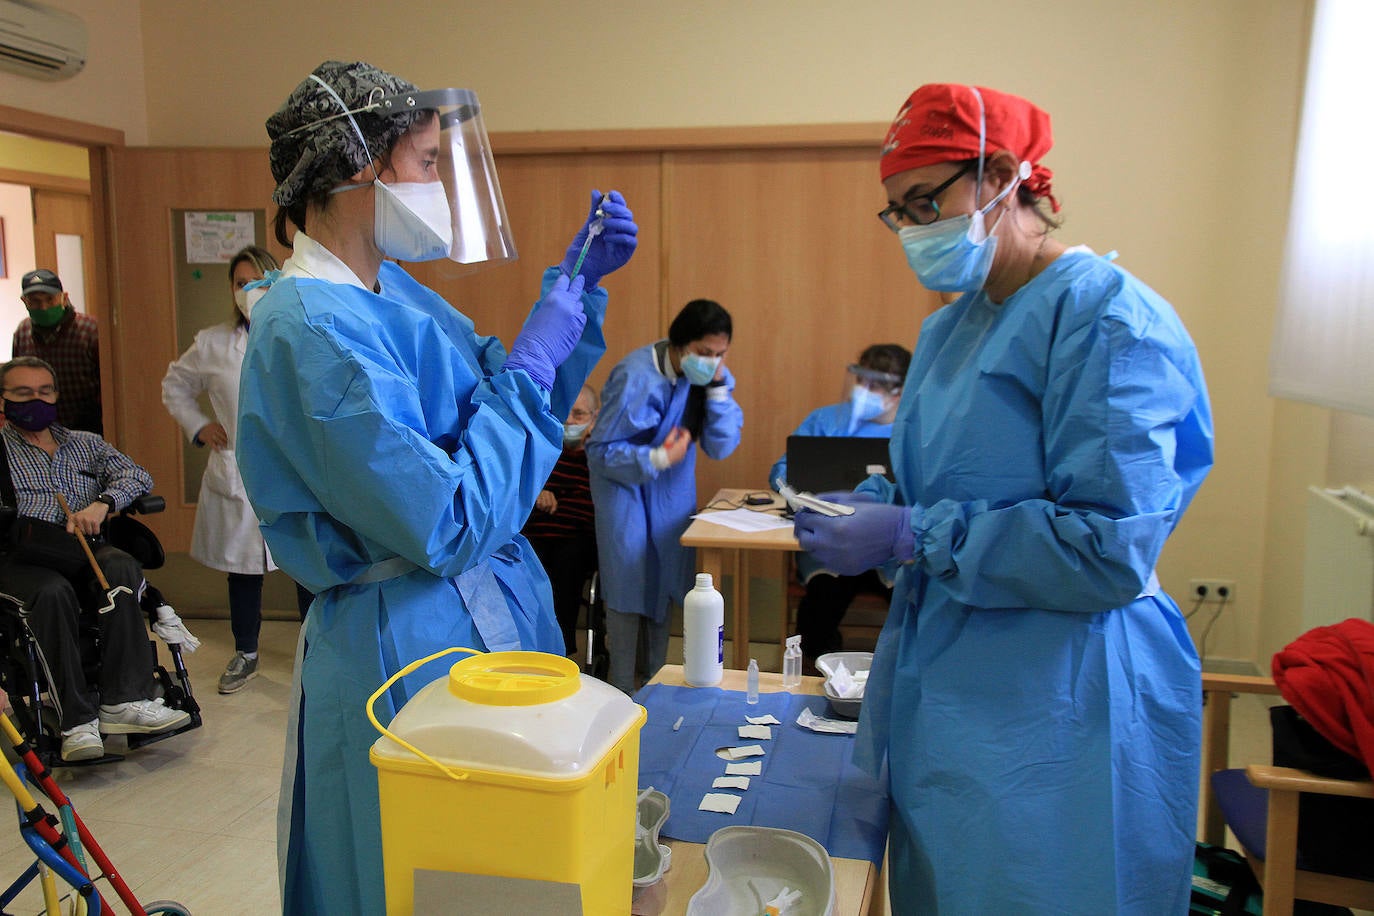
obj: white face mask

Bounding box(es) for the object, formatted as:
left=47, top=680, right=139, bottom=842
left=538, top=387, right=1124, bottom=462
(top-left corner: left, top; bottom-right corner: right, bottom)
left=374, top=179, right=454, bottom=262
left=233, top=286, right=268, bottom=322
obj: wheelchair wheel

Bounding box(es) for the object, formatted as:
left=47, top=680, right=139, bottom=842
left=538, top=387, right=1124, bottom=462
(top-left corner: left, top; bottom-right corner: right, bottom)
left=142, top=901, right=192, bottom=915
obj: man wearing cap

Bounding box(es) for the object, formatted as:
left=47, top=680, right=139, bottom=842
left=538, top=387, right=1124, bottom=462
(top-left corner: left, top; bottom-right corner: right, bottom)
left=13, top=269, right=102, bottom=435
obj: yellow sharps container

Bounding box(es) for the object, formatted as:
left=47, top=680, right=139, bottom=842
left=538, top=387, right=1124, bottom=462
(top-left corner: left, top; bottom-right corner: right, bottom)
left=368, top=648, right=646, bottom=915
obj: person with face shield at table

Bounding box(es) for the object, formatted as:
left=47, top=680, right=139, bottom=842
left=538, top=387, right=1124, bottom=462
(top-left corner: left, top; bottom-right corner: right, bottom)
left=792, top=84, right=1213, bottom=914
left=235, top=60, right=638, bottom=915
left=768, top=343, right=910, bottom=666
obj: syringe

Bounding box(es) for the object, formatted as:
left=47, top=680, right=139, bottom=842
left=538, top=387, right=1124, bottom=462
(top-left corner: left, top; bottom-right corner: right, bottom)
left=568, top=200, right=608, bottom=280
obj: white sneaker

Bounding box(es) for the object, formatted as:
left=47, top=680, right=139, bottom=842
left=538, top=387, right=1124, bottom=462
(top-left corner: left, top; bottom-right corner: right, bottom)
left=60, top=719, right=103, bottom=762
left=98, top=698, right=190, bottom=735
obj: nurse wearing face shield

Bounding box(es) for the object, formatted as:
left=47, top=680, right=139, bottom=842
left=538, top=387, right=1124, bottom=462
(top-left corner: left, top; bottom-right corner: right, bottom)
left=236, top=60, right=637, bottom=915
left=793, top=84, right=1213, bottom=913
left=767, top=345, right=910, bottom=664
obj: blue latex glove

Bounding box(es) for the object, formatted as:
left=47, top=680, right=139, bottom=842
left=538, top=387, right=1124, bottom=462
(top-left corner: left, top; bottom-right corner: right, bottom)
left=559, top=190, right=638, bottom=288
left=505, top=273, right=587, bottom=391
left=793, top=502, right=916, bottom=576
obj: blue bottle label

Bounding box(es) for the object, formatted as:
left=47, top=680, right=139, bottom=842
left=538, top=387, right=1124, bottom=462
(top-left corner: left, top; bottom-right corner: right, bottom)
left=716, top=625, right=724, bottom=664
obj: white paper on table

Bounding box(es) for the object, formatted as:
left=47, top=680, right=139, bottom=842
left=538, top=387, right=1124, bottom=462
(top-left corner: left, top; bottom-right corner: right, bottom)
left=713, top=775, right=751, bottom=790
left=699, top=793, right=742, bottom=814
left=796, top=707, right=858, bottom=735
left=690, top=508, right=793, bottom=533
left=725, top=761, right=762, bottom=776
left=726, top=744, right=766, bottom=759
left=738, top=724, right=772, bottom=740
left=746, top=714, right=781, bottom=725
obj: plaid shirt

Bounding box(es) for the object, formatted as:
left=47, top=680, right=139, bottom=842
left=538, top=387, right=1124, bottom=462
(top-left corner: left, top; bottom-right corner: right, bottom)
left=0, top=424, right=151, bottom=524
left=12, top=308, right=102, bottom=434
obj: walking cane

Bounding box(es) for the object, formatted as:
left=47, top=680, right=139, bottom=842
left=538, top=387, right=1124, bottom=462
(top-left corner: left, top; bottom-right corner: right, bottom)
left=54, top=493, right=133, bottom=614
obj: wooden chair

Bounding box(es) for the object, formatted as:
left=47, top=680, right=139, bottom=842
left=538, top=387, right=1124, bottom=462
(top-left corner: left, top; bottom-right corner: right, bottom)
left=1200, top=671, right=1374, bottom=916
left=780, top=553, right=891, bottom=656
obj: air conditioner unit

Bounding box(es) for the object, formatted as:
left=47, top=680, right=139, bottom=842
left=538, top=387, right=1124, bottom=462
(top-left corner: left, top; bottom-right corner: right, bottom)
left=0, top=0, right=86, bottom=81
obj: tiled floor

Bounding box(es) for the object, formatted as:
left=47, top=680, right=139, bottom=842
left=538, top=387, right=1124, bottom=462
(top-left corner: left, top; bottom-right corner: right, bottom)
left=0, top=617, right=1341, bottom=916
left=0, top=617, right=297, bottom=915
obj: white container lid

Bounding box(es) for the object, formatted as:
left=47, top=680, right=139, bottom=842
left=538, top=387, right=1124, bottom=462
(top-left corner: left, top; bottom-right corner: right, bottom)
left=371, top=651, right=643, bottom=779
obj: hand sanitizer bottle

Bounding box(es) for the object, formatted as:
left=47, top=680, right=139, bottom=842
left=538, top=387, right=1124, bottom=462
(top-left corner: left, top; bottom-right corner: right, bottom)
left=782, top=635, right=803, bottom=689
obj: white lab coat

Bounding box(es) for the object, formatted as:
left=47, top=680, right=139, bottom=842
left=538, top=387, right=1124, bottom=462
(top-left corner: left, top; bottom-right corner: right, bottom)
left=161, top=321, right=275, bottom=574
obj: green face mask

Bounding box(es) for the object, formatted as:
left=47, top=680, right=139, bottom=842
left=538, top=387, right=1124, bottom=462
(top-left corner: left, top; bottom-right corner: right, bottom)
left=27, top=305, right=66, bottom=328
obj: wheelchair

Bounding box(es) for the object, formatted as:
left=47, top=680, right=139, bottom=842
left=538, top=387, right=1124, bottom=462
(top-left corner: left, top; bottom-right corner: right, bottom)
left=0, top=495, right=202, bottom=768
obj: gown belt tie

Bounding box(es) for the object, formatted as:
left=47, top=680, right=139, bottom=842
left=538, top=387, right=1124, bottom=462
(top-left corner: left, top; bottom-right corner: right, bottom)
left=349, top=556, right=420, bottom=585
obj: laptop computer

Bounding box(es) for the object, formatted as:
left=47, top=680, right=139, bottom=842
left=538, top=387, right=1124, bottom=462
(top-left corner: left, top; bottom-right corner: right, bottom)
left=783, top=435, right=895, bottom=494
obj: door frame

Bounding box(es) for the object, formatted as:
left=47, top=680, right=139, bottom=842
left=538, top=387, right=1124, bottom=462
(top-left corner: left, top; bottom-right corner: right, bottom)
left=0, top=104, right=125, bottom=441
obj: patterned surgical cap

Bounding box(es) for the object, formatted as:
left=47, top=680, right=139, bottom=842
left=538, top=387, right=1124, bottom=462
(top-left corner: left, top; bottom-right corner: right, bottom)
left=267, top=60, right=421, bottom=207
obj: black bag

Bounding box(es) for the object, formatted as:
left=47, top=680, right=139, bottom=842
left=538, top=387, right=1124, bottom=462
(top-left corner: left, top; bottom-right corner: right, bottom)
left=5, top=514, right=92, bottom=579
left=1271, top=704, right=1374, bottom=881
left=0, top=438, right=93, bottom=580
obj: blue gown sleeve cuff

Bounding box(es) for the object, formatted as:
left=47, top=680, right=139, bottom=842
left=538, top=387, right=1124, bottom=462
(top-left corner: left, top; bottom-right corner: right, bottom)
left=896, top=505, right=919, bottom=563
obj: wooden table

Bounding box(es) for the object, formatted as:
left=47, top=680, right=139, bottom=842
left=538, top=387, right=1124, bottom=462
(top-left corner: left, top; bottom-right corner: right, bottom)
left=642, top=665, right=887, bottom=916
left=679, top=488, right=799, bottom=669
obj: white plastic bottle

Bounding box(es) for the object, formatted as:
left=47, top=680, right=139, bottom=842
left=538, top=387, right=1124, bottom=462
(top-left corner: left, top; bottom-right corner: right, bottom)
left=746, top=658, right=760, bottom=704
left=782, top=635, right=802, bottom=689
left=683, top=573, right=724, bottom=687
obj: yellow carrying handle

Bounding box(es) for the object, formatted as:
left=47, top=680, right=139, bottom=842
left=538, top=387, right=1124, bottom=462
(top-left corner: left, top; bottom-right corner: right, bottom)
left=366, top=646, right=482, bottom=783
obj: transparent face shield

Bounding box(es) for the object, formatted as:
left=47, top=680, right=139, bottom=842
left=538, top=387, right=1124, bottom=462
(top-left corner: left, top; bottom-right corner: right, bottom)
left=845, top=364, right=902, bottom=398
left=373, top=88, right=516, bottom=275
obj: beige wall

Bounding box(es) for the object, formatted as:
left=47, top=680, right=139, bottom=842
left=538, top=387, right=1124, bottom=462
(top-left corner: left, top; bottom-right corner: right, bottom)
left=7, top=0, right=1358, bottom=666
left=0, top=0, right=148, bottom=144
left=0, top=182, right=36, bottom=352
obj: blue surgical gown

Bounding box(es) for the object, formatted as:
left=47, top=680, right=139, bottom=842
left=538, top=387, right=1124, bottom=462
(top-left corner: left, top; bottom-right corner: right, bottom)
left=859, top=248, right=1212, bottom=915
left=237, top=261, right=606, bottom=916
left=768, top=402, right=894, bottom=584
left=586, top=342, right=743, bottom=622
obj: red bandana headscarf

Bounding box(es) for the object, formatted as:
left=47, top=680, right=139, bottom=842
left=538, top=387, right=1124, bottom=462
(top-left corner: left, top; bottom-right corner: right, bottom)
left=880, top=83, right=1059, bottom=212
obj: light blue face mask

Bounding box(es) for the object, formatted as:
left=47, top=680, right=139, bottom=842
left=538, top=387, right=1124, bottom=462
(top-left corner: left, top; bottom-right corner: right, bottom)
left=563, top=422, right=589, bottom=445
left=898, top=196, right=1006, bottom=293
left=849, top=385, right=887, bottom=431
left=680, top=352, right=721, bottom=386
left=895, top=86, right=1028, bottom=294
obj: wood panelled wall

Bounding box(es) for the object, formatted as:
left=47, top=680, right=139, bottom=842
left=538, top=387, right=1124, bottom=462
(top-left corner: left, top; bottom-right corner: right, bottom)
left=109, top=128, right=940, bottom=552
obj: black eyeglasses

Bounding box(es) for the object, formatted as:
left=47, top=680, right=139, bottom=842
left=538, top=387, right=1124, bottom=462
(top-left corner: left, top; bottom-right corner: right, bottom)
left=877, top=163, right=974, bottom=232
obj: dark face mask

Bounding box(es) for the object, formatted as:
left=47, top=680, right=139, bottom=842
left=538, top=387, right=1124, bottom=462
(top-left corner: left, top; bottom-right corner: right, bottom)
left=3, top=398, right=58, bottom=432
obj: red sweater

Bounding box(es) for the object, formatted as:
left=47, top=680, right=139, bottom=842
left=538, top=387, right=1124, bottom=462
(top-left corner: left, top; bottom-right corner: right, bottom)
left=1271, top=618, right=1374, bottom=774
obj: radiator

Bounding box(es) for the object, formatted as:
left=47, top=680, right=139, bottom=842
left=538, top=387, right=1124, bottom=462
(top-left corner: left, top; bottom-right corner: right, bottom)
left=1303, top=486, right=1374, bottom=630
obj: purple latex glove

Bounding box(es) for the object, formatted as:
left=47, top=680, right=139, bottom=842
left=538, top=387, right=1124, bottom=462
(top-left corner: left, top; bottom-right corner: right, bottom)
left=559, top=190, right=638, bottom=287
left=793, top=502, right=915, bottom=576
left=505, top=273, right=587, bottom=391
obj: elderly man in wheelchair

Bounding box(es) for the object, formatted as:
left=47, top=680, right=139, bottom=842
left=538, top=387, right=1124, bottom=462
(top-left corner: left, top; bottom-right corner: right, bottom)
left=0, top=356, right=198, bottom=762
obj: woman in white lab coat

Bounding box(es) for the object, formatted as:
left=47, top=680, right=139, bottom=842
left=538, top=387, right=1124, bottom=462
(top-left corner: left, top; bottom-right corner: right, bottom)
left=161, top=245, right=311, bottom=695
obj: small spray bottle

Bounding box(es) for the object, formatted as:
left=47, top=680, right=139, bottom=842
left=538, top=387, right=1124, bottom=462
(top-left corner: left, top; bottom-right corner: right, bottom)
left=746, top=658, right=760, bottom=705
left=782, top=635, right=802, bottom=689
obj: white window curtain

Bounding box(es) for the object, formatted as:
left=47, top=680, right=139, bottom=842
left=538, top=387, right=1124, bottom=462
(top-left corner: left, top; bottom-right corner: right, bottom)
left=1269, top=0, right=1374, bottom=417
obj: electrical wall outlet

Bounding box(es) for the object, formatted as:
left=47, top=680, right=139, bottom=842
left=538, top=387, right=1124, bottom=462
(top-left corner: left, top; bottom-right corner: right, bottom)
left=1188, top=579, right=1237, bottom=603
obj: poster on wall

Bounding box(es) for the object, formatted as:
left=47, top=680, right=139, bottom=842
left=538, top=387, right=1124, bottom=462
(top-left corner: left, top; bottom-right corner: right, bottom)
left=184, top=211, right=255, bottom=264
